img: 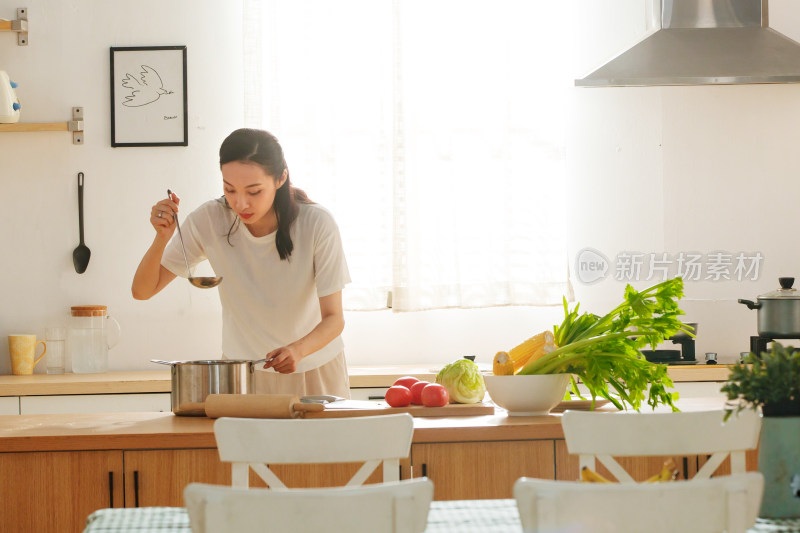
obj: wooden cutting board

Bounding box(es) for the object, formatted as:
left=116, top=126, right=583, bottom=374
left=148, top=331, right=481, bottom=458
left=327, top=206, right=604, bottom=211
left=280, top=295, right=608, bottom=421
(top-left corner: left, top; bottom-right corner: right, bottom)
left=304, top=399, right=495, bottom=418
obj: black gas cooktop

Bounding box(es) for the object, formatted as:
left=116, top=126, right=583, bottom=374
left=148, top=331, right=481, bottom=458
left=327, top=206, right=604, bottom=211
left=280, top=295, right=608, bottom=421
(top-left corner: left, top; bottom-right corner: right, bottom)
left=640, top=349, right=698, bottom=365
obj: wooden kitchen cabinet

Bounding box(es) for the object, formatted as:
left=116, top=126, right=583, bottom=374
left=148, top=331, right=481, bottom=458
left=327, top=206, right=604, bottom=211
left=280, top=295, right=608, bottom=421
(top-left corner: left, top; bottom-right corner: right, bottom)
left=0, top=450, right=123, bottom=533
left=0, top=398, right=742, bottom=523
left=0, top=446, right=402, bottom=528
left=410, top=440, right=555, bottom=500
left=123, top=448, right=230, bottom=507
left=270, top=460, right=410, bottom=488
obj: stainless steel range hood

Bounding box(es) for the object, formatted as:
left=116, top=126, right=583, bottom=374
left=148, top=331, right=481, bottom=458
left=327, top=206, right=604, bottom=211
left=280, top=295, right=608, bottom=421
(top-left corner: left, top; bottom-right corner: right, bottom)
left=576, top=0, right=800, bottom=87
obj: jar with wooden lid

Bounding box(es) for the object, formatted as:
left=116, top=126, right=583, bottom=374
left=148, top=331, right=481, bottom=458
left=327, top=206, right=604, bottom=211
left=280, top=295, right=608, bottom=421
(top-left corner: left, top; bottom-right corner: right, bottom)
left=67, top=305, right=121, bottom=373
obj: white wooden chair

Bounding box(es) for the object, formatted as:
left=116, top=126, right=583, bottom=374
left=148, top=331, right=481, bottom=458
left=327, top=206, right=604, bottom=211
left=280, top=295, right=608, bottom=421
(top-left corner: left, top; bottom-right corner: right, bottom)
left=514, top=472, right=763, bottom=533
left=513, top=409, right=764, bottom=533
left=213, top=413, right=414, bottom=488
left=561, top=409, right=762, bottom=482
left=184, top=477, right=434, bottom=533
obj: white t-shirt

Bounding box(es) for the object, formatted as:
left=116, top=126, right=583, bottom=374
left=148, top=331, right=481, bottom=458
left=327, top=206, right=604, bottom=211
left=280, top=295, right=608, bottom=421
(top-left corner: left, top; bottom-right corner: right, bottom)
left=161, top=199, right=351, bottom=372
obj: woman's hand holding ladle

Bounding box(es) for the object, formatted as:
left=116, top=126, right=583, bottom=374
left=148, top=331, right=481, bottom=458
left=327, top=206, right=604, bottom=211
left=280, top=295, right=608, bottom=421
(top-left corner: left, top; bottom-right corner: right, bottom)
left=165, top=189, right=223, bottom=289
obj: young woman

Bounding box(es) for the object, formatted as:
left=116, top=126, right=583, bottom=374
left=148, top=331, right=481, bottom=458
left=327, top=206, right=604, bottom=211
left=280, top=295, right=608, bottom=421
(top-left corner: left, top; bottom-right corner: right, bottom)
left=132, top=128, right=351, bottom=397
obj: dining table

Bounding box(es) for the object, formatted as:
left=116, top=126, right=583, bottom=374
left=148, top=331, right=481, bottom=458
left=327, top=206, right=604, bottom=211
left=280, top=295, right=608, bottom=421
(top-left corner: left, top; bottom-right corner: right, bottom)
left=83, top=499, right=521, bottom=532
left=82, top=499, right=800, bottom=533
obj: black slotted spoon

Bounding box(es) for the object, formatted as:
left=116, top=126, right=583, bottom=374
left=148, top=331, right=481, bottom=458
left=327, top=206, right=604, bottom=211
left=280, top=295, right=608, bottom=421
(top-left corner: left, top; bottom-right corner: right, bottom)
left=73, top=172, right=91, bottom=273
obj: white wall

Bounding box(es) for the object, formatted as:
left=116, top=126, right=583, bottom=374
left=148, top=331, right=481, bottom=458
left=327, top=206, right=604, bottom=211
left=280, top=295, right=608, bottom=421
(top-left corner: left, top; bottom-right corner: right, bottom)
left=0, top=0, right=243, bottom=373
left=3, top=0, right=800, bottom=375
left=0, top=0, right=565, bottom=375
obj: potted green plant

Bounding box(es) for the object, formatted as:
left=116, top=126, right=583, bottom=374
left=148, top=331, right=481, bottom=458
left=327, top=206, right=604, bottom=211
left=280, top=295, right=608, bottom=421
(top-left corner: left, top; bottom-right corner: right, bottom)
left=721, top=342, right=800, bottom=519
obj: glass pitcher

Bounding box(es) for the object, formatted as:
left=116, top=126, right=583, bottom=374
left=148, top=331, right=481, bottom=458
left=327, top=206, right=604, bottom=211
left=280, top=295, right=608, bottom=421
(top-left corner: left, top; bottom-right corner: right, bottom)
left=67, top=305, right=121, bottom=373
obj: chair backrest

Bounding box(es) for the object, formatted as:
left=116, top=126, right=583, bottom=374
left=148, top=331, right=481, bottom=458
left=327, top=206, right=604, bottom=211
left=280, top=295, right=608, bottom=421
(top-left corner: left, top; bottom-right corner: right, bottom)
left=561, top=409, right=761, bottom=482
left=213, top=413, right=414, bottom=488
left=184, top=478, right=433, bottom=533
left=514, top=473, right=763, bottom=533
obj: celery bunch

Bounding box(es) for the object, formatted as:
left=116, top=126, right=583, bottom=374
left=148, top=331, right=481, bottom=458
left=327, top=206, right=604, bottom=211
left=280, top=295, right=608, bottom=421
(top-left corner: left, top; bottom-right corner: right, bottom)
left=518, top=277, right=693, bottom=411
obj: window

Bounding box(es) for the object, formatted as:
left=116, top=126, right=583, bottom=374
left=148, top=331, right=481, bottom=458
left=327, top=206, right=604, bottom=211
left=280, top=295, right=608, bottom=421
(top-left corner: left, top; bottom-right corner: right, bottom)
left=244, top=1, right=572, bottom=311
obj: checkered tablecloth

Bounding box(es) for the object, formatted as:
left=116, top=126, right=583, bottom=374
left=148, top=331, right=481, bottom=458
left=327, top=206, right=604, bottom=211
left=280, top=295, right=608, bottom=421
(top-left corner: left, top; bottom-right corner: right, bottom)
left=83, top=500, right=521, bottom=533
left=81, top=500, right=800, bottom=533
left=84, top=507, right=190, bottom=532
left=751, top=517, right=800, bottom=532
left=83, top=507, right=192, bottom=533
left=423, top=499, right=521, bottom=532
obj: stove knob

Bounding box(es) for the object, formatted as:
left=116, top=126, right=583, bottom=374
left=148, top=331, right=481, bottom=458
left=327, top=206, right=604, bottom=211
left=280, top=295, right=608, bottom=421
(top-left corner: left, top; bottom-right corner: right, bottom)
left=704, top=352, right=718, bottom=365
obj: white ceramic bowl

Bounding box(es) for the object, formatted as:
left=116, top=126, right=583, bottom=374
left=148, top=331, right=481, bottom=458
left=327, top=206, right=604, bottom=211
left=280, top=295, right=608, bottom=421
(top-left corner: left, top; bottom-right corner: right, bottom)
left=483, top=374, right=571, bottom=416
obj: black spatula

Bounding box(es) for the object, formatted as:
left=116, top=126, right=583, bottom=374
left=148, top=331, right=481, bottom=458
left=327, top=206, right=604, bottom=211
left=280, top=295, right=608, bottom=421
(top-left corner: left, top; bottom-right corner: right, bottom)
left=72, top=172, right=91, bottom=273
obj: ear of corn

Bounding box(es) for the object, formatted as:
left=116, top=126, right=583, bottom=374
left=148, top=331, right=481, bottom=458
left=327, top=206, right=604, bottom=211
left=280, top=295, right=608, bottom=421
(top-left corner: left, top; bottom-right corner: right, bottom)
left=580, top=466, right=614, bottom=483
left=493, top=351, right=514, bottom=375
left=644, top=458, right=679, bottom=482
left=492, top=330, right=555, bottom=375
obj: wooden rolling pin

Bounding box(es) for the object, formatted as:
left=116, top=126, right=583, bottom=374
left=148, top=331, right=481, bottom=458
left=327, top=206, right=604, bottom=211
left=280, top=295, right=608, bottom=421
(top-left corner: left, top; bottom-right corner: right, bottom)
left=204, top=394, right=325, bottom=419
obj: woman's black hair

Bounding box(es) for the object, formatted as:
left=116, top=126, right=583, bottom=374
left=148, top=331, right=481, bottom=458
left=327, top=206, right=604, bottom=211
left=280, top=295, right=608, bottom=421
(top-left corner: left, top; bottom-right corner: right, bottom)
left=218, top=128, right=311, bottom=260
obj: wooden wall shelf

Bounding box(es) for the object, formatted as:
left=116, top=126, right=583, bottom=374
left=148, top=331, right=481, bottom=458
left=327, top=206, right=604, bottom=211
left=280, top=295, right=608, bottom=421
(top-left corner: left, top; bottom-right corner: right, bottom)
left=0, top=107, right=85, bottom=144
left=2, top=10, right=82, bottom=143
left=0, top=122, right=69, bottom=132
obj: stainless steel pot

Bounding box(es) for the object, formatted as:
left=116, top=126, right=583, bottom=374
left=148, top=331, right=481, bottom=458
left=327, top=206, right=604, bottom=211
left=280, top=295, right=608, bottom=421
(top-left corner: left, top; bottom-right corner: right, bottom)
left=739, top=277, right=800, bottom=339
left=151, top=358, right=266, bottom=416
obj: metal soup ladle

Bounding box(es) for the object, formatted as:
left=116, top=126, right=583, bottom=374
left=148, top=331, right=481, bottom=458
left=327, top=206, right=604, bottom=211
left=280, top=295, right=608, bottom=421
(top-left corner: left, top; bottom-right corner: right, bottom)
left=167, top=189, right=222, bottom=289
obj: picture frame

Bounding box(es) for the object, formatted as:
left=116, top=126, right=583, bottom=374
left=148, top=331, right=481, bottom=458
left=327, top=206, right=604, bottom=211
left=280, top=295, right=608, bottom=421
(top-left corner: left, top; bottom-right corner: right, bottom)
left=110, top=46, right=188, bottom=147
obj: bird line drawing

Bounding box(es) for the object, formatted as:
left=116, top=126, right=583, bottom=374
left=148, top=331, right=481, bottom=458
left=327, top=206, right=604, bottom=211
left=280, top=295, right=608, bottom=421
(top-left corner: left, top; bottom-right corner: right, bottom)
left=120, top=65, right=174, bottom=107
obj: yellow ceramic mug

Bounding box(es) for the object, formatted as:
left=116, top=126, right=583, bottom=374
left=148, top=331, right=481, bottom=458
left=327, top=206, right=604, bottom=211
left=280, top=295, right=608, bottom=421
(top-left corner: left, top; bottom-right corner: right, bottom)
left=8, top=334, right=47, bottom=375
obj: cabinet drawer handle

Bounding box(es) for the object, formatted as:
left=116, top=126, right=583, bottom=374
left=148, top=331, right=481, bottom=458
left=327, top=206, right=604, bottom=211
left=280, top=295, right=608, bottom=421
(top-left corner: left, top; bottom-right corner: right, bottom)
left=133, top=470, right=140, bottom=508
left=108, top=472, right=114, bottom=508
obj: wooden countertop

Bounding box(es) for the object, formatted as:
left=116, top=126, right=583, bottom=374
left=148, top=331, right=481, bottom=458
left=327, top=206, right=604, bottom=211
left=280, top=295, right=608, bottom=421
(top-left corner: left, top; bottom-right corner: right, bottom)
left=0, top=364, right=733, bottom=397
left=0, top=371, right=172, bottom=396
left=0, top=397, right=730, bottom=453
left=348, top=364, right=734, bottom=387
left=0, top=411, right=564, bottom=452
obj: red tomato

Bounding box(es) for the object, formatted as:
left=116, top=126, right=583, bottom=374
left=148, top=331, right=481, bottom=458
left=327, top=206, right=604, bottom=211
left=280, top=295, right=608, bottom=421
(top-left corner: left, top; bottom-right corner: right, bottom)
left=385, top=385, right=412, bottom=407
left=410, top=380, right=431, bottom=405
left=421, top=383, right=450, bottom=407
left=393, top=376, right=420, bottom=389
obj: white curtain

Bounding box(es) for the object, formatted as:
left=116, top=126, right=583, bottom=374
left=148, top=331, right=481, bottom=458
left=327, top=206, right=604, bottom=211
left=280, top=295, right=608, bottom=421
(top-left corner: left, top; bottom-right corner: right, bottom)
left=243, top=0, right=572, bottom=311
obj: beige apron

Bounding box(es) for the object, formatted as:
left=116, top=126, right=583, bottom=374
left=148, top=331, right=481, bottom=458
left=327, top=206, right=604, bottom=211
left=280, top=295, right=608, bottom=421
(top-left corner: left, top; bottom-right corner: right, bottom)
left=253, top=351, right=351, bottom=398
